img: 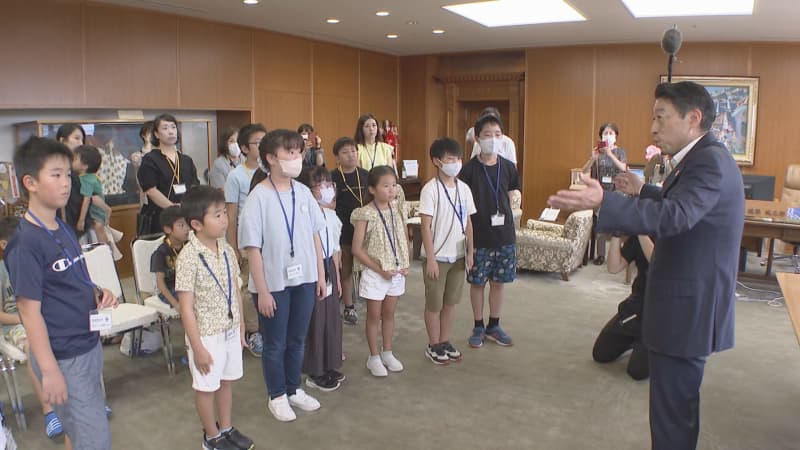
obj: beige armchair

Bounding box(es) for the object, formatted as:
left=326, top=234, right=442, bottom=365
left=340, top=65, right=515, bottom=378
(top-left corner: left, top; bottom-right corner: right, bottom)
left=516, top=210, right=593, bottom=281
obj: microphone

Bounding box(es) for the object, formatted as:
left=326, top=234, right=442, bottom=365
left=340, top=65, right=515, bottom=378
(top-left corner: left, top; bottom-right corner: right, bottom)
left=661, top=26, right=682, bottom=82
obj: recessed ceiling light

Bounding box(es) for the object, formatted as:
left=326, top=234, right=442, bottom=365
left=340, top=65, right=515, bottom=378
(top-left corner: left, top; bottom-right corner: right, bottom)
left=386, top=34, right=399, bottom=39
left=432, top=29, right=446, bottom=35
left=242, top=0, right=259, bottom=4
left=325, top=18, right=340, bottom=24
left=443, top=0, right=585, bottom=27
left=375, top=11, right=390, bottom=17
left=621, top=0, right=754, bottom=18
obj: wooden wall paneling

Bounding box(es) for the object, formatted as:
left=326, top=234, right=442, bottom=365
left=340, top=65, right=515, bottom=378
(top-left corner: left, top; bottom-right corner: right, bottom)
left=437, top=51, right=525, bottom=77
left=594, top=45, right=666, bottom=166
left=178, top=18, right=252, bottom=110
left=0, top=0, right=84, bottom=107
left=399, top=56, right=429, bottom=178
left=84, top=4, right=179, bottom=108
left=255, top=92, right=312, bottom=132
left=312, top=43, right=358, bottom=141
left=424, top=56, right=446, bottom=180
left=216, top=110, right=252, bottom=147
left=748, top=44, right=800, bottom=192
left=671, top=42, right=751, bottom=78
left=524, top=47, right=595, bottom=220
left=359, top=50, right=399, bottom=125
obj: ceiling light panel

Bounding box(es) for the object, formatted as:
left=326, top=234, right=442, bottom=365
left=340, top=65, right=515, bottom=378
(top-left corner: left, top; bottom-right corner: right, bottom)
left=443, top=0, right=585, bottom=28
left=621, top=0, right=754, bottom=18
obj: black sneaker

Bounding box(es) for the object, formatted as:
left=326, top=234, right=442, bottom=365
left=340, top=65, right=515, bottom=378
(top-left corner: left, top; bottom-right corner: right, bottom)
left=326, top=369, right=346, bottom=382
left=442, top=341, right=462, bottom=362
left=305, top=374, right=341, bottom=392
left=222, top=426, right=254, bottom=450
left=425, top=344, right=450, bottom=365
left=203, top=433, right=240, bottom=450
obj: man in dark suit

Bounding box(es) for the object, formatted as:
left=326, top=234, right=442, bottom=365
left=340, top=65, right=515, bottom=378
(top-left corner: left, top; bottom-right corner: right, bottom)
left=548, top=81, right=744, bottom=450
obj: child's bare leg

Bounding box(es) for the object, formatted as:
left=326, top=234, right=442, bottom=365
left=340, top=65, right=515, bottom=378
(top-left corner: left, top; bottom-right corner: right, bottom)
left=216, top=381, right=233, bottom=430
left=93, top=222, right=108, bottom=244
left=195, top=390, right=219, bottom=437
left=380, top=296, right=398, bottom=351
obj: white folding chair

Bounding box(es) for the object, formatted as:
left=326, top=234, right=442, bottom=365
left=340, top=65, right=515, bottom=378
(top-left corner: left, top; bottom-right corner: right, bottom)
left=0, top=338, right=26, bottom=431
left=130, top=234, right=179, bottom=375
left=82, top=243, right=173, bottom=374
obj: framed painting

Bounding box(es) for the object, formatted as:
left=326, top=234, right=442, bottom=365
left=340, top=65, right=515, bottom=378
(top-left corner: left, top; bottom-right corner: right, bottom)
left=660, top=76, right=759, bottom=166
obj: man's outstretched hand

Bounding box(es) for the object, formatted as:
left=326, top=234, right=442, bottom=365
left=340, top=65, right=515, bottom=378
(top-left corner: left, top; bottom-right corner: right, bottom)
left=548, top=173, right=604, bottom=211
left=614, top=171, right=644, bottom=196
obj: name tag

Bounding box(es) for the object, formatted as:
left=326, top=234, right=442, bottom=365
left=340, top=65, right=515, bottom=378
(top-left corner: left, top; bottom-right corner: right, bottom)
left=173, top=183, right=187, bottom=195
left=287, top=264, right=303, bottom=280
left=491, top=213, right=505, bottom=227
left=225, top=327, right=237, bottom=341
left=325, top=282, right=333, bottom=297
left=89, top=309, right=112, bottom=332
left=601, top=176, right=612, bottom=184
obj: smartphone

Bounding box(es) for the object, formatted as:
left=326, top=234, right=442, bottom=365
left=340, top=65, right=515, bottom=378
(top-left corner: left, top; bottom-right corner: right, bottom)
left=597, top=140, right=608, bottom=149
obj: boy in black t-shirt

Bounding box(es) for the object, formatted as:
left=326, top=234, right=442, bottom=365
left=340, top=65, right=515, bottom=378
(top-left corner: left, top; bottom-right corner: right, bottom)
left=459, top=115, right=521, bottom=349
left=150, top=206, right=190, bottom=309
left=330, top=137, right=369, bottom=325
left=592, top=234, right=653, bottom=380
left=6, top=137, right=118, bottom=449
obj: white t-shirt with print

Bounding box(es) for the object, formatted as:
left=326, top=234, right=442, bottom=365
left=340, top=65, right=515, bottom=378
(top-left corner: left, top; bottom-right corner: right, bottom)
left=418, top=177, right=477, bottom=262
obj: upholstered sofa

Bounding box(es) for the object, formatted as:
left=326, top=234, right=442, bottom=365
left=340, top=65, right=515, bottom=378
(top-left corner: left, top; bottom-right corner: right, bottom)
left=516, top=209, right=593, bottom=281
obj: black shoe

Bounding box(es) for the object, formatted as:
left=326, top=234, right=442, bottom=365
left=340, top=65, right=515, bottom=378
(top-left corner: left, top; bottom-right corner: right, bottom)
left=326, top=369, right=346, bottom=382
left=593, top=256, right=605, bottom=265
left=203, top=433, right=240, bottom=450
left=222, top=426, right=254, bottom=450
left=425, top=344, right=450, bottom=365
left=442, top=341, right=462, bottom=362
left=305, top=374, right=341, bottom=392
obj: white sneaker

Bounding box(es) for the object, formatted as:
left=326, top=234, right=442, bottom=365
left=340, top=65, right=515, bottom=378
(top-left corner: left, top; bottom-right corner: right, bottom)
left=380, top=351, right=404, bottom=372
left=366, top=355, right=388, bottom=377
left=268, top=394, right=296, bottom=422
left=288, top=388, right=321, bottom=412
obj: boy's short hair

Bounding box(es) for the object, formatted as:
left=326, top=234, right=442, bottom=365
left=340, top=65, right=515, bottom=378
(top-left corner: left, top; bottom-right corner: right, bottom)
left=159, top=205, right=184, bottom=231
left=13, top=137, right=73, bottom=199
left=237, top=123, right=268, bottom=149
left=429, top=137, right=463, bottom=161
left=0, top=216, right=20, bottom=242
left=181, top=186, right=225, bottom=231
left=474, top=115, right=504, bottom=137
left=74, top=145, right=102, bottom=173
left=332, top=137, right=357, bottom=156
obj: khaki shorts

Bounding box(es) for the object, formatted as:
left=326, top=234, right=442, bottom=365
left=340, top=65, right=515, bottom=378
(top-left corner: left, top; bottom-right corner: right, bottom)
left=423, top=258, right=466, bottom=312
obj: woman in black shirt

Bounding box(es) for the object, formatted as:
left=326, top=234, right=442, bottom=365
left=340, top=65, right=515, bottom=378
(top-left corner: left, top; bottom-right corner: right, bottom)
left=137, top=114, right=199, bottom=235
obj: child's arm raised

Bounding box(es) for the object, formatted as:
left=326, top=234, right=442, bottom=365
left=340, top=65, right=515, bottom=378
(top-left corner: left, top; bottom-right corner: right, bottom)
left=178, top=291, right=213, bottom=374
left=155, top=272, right=179, bottom=309
left=17, top=298, right=67, bottom=405
left=351, top=220, right=392, bottom=280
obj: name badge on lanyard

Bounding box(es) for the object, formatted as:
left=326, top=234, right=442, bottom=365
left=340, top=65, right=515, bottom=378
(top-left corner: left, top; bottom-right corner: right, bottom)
left=287, top=264, right=303, bottom=280
left=89, top=309, right=112, bottom=332
left=173, top=183, right=187, bottom=195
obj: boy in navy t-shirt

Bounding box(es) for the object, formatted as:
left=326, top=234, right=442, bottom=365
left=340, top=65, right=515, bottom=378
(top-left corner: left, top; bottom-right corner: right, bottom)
left=5, top=137, right=118, bottom=450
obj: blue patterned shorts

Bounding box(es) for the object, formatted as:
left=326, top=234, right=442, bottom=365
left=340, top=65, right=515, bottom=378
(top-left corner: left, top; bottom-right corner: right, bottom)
left=467, top=244, right=517, bottom=285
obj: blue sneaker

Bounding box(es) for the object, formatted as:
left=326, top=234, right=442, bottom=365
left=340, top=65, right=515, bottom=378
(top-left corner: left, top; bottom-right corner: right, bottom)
left=246, top=332, right=263, bottom=358
left=44, top=411, right=63, bottom=438
left=104, top=405, right=112, bottom=417
left=468, top=326, right=485, bottom=348
left=485, top=325, right=513, bottom=346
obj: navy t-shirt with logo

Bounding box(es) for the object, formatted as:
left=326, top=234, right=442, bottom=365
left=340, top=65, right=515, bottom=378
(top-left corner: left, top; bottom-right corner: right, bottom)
left=5, top=219, right=99, bottom=360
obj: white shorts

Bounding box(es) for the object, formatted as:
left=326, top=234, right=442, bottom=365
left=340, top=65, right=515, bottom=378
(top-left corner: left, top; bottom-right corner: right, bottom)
left=360, top=268, right=405, bottom=301
left=186, top=327, right=243, bottom=392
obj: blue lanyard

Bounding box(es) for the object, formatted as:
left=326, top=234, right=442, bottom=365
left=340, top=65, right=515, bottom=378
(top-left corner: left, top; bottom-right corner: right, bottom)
left=368, top=143, right=378, bottom=169
left=373, top=201, right=399, bottom=268
left=26, top=210, right=98, bottom=291
left=197, top=250, right=233, bottom=320
left=268, top=175, right=296, bottom=258
left=481, top=158, right=502, bottom=214
left=437, top=177, right=465, bottom=234
left=319, top=219, right=331, bottom=282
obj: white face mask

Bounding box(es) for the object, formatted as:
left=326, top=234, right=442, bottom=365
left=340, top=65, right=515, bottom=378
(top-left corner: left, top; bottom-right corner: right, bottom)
left=603, top=134, right=617, bottom=146
left=440, top=161, right=462, bottom=177
left=228, top=142, right=241, bottom=158
left=279, top=158, right=302, bottom=178
left=479, top=138, right=496, bottom=155
left=319, top=186, right=336, bottom=204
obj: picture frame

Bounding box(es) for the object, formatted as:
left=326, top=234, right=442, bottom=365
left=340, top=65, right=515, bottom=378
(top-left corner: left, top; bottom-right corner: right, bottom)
left=660, top=75, right=759, bottom=166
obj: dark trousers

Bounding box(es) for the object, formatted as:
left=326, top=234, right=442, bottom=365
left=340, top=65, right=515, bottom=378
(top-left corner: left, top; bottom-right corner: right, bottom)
left=254, top=282, right=316, bottom=399
left=649, top=350, right=706, bottom=450
left=592, top=313, right=649, bottom=380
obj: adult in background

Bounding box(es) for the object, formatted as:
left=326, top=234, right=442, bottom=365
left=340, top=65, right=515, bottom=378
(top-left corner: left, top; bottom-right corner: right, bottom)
left=355, top=114, right=395, bottom=172
left=581, top=123, right=627, bottom=265
left=137, top=113, right=199, bottom=235
left=465, top=107, right=517, bottom=165
left=208, top=126, right=240, bottom=189
left=549, top=81, right=744, bottom=450
left=298, top=123, right=325, bottom=169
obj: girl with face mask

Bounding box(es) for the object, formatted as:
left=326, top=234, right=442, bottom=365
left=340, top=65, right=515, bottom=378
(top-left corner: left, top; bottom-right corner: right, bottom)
left=208, top=127, right=240, bottom=189
left=297, top=166, right=345, bottom=392
left=239, top=129, right=328, bottom=422
left=581, top=122, right=628, bottom=265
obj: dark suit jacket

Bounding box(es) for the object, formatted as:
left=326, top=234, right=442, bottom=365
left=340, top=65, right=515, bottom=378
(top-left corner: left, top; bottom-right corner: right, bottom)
left=597, top=133, right=744, bottom=358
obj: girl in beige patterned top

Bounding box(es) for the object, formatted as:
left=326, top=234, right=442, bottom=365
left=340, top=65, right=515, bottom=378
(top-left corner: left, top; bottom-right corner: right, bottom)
left=351, top=165, right=409, bottom=377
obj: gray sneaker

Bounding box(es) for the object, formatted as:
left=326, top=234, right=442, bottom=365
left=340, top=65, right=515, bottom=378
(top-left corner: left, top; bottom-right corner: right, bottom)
left=343, top=307, right=358, bottom=325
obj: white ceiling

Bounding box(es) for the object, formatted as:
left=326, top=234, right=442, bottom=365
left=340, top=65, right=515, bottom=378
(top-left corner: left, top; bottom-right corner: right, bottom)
left=96, top=0, right=800, bottom=56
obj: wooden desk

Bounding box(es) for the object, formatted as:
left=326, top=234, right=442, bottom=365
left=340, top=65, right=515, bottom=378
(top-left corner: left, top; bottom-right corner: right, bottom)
left=741, top=219, right=800, bottom=278
left=399, top=177, right=422, bottom=201
left=776, top=272, right=800, bottom=347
